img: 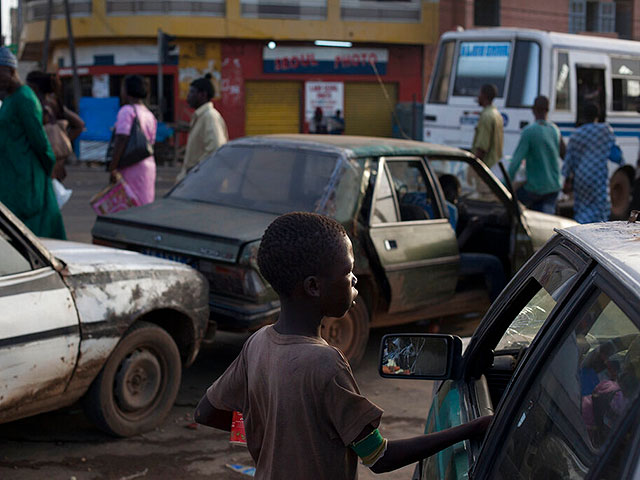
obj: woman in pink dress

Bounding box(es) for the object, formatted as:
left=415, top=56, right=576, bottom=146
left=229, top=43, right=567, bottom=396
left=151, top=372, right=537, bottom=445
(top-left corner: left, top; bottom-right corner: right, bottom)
left=108, top=74, right=157, bottom=205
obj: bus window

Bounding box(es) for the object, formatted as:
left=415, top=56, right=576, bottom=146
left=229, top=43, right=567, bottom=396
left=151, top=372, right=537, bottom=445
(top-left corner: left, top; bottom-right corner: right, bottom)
left=611, top=57, right=640, bottom=111
left=507, top=41, right=541, bottom=107
left=576, top=67, right=606, bottom=125
left=555, top=52, right=570, bottom=111
left=429, top=41, right=455, bottom=104
left=453, top=41, right=511, bottom=97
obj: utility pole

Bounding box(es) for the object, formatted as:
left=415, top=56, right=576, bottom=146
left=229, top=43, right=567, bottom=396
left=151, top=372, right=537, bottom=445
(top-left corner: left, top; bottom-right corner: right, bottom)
left=157, top=28, right=164, bottom=122
left=42, top=0, right=53, bottom=70
left=63, top=0, right=81, bottom=110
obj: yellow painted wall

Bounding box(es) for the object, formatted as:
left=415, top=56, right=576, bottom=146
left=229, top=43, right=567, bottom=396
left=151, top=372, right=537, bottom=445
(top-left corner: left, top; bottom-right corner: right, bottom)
left=177, top=40, right=222, bottom=100
left=22, top=0, right=439, bottom=47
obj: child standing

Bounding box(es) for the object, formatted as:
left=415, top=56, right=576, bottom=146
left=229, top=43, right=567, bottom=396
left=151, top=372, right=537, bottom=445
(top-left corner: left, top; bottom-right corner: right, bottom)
left=195, top=212, right=491, bottom=479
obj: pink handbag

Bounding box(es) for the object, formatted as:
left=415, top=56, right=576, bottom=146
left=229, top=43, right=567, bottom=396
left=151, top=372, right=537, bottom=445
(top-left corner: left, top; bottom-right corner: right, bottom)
left=90, top=172, right=141, bottom=215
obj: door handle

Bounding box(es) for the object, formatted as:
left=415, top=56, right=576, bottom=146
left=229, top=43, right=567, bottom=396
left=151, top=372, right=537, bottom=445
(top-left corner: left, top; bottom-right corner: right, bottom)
left=384, top=240, right=397, bottom=250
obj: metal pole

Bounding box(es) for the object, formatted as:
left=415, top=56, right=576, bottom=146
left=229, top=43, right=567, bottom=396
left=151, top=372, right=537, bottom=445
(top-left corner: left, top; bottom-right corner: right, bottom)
left=157, top=29, right=164, bottom=122
left=41, top=0, right=53, bottom=70
left=63, top=0, right=81, bottom=110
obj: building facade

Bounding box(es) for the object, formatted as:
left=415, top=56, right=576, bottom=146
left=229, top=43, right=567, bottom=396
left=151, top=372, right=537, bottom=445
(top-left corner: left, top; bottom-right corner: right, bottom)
left=19, top=0, right=438, bottom=140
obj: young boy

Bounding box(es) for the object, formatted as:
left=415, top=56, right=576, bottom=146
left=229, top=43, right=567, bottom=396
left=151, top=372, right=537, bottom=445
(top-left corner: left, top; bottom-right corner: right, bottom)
left=195, top=212, right=491, bottom=479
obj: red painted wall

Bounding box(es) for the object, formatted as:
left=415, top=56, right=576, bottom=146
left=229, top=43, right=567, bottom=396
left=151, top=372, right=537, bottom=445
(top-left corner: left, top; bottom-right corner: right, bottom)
left=219, top=41, right=424, bottom=139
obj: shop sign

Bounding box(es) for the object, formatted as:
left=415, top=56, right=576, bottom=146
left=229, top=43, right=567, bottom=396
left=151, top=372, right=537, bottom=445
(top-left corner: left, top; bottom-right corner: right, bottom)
left=305, top=82, right=344, bottom=126
left=264, top=47, right=388, bottom=75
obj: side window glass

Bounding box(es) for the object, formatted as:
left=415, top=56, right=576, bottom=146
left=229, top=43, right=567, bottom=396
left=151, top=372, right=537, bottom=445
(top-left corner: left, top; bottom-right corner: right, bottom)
left=429, top=40, right=455, bottom=104
left=371, top=166, right=398, bottom=224
left=386, top=160, right=441, bottom=222
left=0, top=230, right=32, bottom=276
left=492, top=291, right=640, bottom=480
left=507, top=41, right=540, bottom=108
left=555, top=52, right=571, bottom=111
left=611, top=57, right=640, bottom=112
left=496, top=254, right=578, bottom=352
left=431, top=159, right=501, bottom=204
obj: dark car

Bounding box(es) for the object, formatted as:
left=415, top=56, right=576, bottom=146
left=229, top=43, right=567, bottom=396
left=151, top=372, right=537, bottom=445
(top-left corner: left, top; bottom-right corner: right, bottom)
left=92, top=135, right=574, bottom=365
left=379, top=219, right=640, bottom=479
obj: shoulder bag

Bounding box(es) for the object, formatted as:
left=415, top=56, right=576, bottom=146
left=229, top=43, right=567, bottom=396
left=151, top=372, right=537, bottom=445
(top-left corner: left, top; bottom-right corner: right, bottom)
left=119, top=105, right=154, bottom=168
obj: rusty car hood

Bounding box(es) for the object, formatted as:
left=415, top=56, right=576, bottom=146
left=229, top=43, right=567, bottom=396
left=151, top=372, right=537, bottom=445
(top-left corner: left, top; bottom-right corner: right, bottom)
left=40, top=238, right=195, bottom=275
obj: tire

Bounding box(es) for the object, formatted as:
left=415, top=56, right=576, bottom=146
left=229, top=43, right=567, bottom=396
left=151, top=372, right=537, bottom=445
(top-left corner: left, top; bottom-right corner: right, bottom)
left=321, top=300, right=370, bottom=368
left=83, top=321, right=182, bottom=437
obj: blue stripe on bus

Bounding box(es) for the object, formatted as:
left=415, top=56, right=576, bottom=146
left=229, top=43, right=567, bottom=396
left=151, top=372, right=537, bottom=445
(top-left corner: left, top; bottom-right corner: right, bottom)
left=556, top=121, right=640, bottom=129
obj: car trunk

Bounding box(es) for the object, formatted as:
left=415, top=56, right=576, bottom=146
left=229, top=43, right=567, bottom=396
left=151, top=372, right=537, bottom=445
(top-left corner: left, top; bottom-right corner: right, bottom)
left=91, top=198, right=279, bottom=264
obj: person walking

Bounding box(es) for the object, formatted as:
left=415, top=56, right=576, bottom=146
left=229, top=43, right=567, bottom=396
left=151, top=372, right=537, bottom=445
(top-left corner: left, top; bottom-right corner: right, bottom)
left=108, top=75, right=157, bottom=206
left=176, top=74, right=228, bottom=183
left=472, top=84, right=503, bottom=170
left=507, top=96, right=564, bottom=214
left=0, top=46, right=66, bottom=239
left=26, top=70, right=85, bottom=181
left=563, top=103, right=622, bottom=224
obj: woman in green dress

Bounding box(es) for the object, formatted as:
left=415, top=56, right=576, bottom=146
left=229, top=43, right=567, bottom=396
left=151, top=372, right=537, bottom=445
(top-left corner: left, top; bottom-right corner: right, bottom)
left=0, top=46, right=66, bottom=239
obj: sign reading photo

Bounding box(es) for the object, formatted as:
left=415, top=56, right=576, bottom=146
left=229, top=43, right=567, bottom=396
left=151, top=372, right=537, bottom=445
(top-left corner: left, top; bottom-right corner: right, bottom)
left=264, top=47, right=388, bottom=75
left=305, top=82, right=344, bottom=133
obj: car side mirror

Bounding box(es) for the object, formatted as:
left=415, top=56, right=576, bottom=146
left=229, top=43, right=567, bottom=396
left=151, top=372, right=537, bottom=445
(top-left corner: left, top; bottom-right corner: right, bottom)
left=379, top=334, right=463, bottom=380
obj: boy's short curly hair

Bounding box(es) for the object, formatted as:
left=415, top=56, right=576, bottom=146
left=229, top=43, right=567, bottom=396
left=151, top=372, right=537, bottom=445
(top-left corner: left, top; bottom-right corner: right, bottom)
left=257, top=212, right=348, bottom=297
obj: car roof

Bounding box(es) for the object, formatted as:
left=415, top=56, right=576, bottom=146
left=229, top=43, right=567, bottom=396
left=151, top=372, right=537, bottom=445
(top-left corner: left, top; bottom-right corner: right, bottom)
left=559, top=221, right=640, bottom=293
left=226, top=134, right=473, bottom=159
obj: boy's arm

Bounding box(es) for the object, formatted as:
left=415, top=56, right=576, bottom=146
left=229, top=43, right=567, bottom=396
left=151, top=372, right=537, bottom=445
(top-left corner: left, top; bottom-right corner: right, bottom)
left=354, top=416, right=492, bottom=474
left=194, top=394, right=234, bottom=432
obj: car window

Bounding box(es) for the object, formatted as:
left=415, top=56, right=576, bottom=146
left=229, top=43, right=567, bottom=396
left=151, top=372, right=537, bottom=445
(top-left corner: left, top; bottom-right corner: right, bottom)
left=430, top=159, right=501, bottom=204
left=491, top=291, right=640, bottom=480
left=170, top=145, right=340, bottom=214
left=371, top=164, right=399, bottom=224
left=386, top=160, right=442, bottom=222
left=0, top=229, right=32, bottom=276
left=496, top=254, right=578, bottom=352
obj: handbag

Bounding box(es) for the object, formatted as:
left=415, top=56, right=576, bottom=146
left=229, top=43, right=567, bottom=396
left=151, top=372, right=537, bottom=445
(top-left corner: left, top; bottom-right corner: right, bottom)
left=90, top=171, right=141, bottom=215
left=45, top=119, right=73, bottom=160
left=109, top=105, right=154, bottom=169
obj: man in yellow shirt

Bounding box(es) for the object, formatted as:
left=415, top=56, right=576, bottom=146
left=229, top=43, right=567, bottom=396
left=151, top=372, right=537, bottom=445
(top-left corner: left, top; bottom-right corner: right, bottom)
left=176, top=74, right=228, bottom=182
left=472, top=84, right=503, bottom=169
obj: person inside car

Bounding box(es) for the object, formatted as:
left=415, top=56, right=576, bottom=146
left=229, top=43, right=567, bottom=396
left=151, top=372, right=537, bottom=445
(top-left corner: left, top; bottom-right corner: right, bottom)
left=439, top=174, right=506, bottom=301
left=194, top=212, right=492, bottom=479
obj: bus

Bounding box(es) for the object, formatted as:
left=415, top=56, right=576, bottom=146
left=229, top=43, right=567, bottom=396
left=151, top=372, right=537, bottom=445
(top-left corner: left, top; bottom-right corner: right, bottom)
left=424, top=28, right=640, bottom=172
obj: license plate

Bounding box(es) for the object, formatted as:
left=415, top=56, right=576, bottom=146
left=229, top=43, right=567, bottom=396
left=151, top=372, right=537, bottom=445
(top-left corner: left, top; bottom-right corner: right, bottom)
left=141, top=248, right=197, bottom=267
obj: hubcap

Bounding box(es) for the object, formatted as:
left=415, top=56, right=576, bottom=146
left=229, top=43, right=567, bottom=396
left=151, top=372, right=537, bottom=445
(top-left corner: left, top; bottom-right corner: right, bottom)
left=114, top=350, right=162, bottom=412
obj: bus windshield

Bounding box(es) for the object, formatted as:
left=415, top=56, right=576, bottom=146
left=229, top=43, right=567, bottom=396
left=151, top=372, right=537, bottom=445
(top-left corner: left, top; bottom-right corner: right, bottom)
left=453, top=41, right=511, bottom=97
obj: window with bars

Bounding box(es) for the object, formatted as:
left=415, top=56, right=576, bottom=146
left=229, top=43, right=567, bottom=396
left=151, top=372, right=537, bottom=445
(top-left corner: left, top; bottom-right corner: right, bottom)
left=569, top=0, right=616, bottom=34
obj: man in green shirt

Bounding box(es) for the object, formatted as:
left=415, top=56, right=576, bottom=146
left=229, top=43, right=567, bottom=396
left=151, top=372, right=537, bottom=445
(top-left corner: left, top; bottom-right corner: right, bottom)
left=0, top=46, right=66, bottom=239
left=507, top=96, right=564, bottom=214
left=472, top=84, right=503, bottom=169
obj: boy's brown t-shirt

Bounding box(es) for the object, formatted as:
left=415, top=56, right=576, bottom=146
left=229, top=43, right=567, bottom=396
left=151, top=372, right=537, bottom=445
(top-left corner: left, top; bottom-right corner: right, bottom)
left=207, top=325, right=383, bottom=480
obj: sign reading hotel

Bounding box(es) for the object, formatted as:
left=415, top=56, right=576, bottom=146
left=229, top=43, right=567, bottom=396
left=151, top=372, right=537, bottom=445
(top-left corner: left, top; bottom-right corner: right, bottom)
left=264, top=47, right=388, bottom=75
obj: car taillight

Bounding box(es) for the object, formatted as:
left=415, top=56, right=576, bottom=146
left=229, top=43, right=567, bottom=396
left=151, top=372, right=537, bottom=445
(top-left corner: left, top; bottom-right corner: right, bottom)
left=200, top=261, right=266, bottom=299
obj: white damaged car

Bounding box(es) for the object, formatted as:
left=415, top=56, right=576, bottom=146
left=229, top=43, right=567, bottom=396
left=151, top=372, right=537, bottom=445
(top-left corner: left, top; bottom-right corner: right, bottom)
left=0, top=202, right=209, bottom=437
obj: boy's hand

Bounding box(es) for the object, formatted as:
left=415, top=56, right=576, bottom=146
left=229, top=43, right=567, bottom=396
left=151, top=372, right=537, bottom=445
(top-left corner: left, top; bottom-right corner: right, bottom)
left=468, top=415, right=493, bottom=439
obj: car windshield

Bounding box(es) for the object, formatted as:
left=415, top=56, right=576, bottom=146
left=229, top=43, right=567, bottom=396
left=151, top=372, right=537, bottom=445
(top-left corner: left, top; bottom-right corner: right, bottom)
left=170, top=145, right=341, bottom=214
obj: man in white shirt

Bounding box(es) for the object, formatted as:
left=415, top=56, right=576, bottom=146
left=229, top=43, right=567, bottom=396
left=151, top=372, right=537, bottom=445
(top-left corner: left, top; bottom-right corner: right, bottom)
left=176, top=74, right=228, bottom=182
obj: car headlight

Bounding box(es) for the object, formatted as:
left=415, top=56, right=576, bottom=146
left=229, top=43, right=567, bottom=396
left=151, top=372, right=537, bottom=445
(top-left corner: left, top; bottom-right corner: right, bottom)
left=239, top=241, right=260, bottom=269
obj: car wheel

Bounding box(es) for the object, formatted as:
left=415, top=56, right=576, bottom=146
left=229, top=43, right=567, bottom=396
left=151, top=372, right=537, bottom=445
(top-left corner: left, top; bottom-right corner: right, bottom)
left=82, top=321, right=181, bottom=437
left=321, top=300, right=370, bottom=368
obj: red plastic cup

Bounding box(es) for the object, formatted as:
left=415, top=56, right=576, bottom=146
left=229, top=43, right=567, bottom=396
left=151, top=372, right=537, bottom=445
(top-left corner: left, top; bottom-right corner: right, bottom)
left=230, top=411, right=247, bottom=446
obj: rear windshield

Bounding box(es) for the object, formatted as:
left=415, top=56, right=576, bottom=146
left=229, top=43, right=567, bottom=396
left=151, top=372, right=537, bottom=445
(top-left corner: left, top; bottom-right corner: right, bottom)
left=169, top=145, right=340, bottom=214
